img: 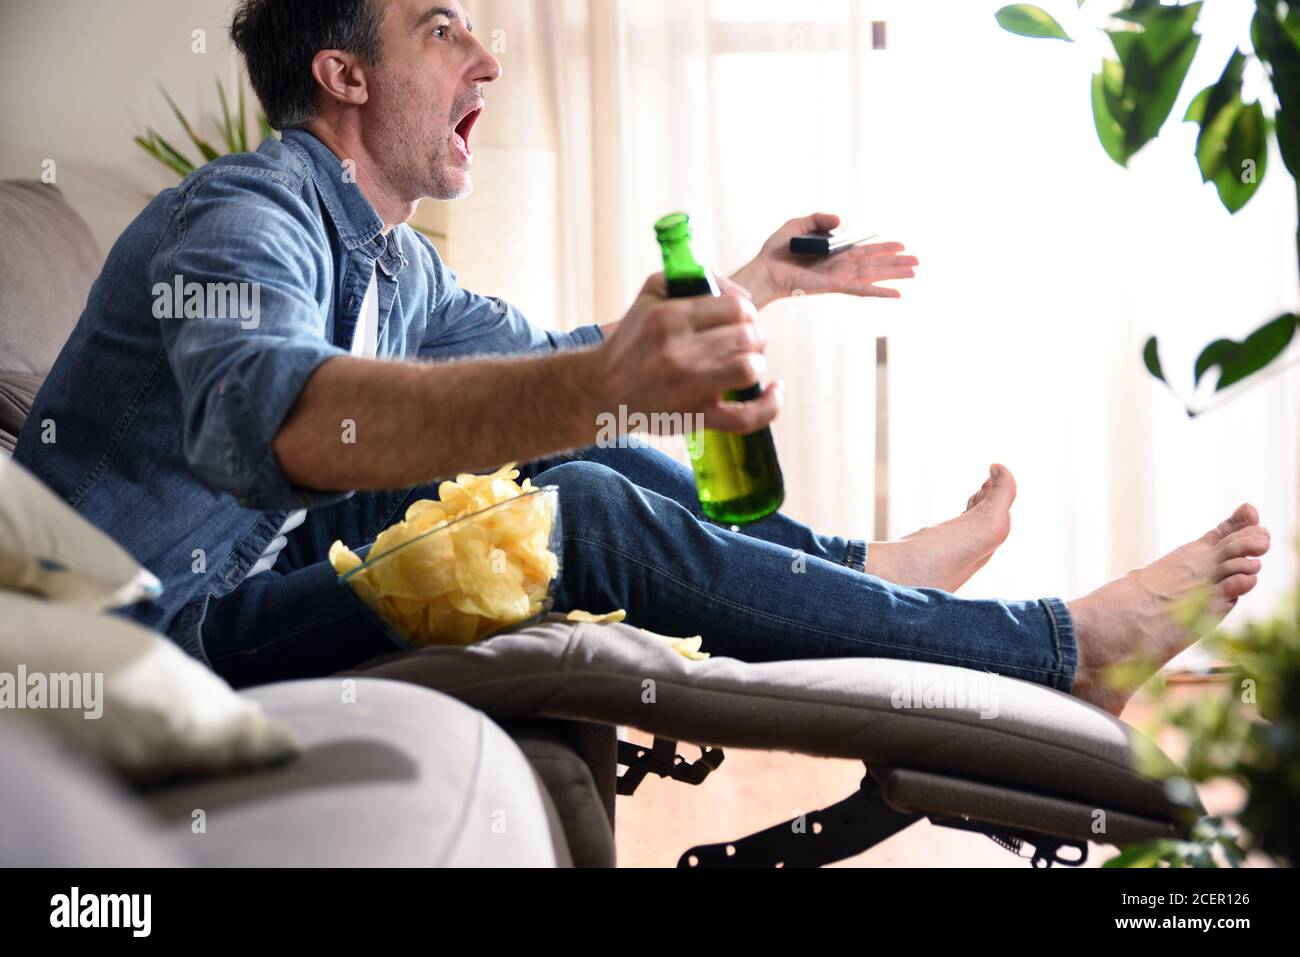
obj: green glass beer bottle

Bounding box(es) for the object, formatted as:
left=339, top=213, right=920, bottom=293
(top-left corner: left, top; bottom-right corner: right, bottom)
left=654, top=212, right=784, bottom=525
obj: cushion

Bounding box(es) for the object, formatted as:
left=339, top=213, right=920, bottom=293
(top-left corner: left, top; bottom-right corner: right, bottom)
left=0, top=181, right=100, bottom=377
left=142, top=678, right=568, bottom=866
left=347, top=615, right=1199, bottom=824
left=0, top=590, right=299, bottom=783
left=498, top=718, right=617, bottom=867
left=0, top=718, right=184, bottom=867
left=0, top=371, right=41, bottom=454
left=0, top=455, right=161, bottom=608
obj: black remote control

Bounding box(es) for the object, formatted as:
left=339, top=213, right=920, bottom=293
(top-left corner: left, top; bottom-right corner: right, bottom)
left=789, top=230, right=879, bottom=257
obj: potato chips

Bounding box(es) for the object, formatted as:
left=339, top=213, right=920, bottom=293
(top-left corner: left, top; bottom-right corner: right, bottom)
left=331, top=464, right=559, bottom=648
left=564, top=608, right=710, bottom=661
left=565, top=609, right=628, bottom=625
left=332, top=468, right=712, bottom=660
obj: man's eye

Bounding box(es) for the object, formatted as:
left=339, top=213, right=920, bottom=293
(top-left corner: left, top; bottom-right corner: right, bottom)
left=433, top=25, right=450, bottom=38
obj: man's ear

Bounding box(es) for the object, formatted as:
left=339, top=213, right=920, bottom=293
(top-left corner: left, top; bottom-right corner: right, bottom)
left=310, top=50, right=371, bottom=108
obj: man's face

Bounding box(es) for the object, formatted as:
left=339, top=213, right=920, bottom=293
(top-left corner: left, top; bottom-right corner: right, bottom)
left=365, top=0, right=501, bottom=201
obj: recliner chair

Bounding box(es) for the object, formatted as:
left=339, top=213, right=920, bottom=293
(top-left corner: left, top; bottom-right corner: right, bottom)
left=347, top=616, right=1201, bottom=868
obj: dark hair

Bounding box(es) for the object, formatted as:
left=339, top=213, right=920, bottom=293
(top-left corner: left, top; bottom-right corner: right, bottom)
left=229, top=0, right=384, bottom=131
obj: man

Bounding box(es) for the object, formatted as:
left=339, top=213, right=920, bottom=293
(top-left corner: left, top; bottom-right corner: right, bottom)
left=15, top=0, right=1270, bottom=718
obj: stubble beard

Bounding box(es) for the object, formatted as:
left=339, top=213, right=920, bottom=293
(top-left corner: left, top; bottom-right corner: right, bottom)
left=427, top=140, right=472, bottom=201
left=370, top=73, right=472, bottom=202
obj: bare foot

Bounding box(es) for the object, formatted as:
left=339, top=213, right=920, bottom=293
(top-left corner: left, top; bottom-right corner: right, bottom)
left=866, top=465, right=1016, bottom=592
left=1068, top=504, right=1270, bottom=716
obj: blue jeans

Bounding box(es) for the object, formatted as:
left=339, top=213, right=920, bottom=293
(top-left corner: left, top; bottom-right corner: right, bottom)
left=200, top=441, right=1078, bottom=692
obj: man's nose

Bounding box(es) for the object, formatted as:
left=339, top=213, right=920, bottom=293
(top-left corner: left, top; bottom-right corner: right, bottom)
left=469, top=33, right=502, bottom=84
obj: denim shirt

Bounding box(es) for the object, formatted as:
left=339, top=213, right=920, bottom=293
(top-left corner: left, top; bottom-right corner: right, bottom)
left=13, top=128, right=604, bottom=663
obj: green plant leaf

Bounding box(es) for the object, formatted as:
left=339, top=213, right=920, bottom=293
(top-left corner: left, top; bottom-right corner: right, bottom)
left=1195, top=314, right=1298, bottom=392
left=136, top=72, right=274, bottom=183
left=1097, top=2, right=1203, bottom=163
left=1101, top=51, right=1131, bottom=128
left=1253, top=4, right=1300, bottom=105
left=1190, top=50, right=1251, bottom=200
left=157, top=84, right=220, bottom=163
left=996, top=4, right=1073, bottom=41
left=1253, top=3, right=1300, bottom=180
left=1277, top=105, right=1300, bottom=181
left=1213, top=100, right=1268, bottom=212
left=144, top=128, right=198, bottom=176
left=133, top=134, right=194, bottom=178
left=1115, top=1, right=1202, bottom=62
left=1093, top=62, right=1130, bottom=165
left=1218, top=314, right=1297, bottom=390
left=237, top=81, right=249, bottom=153
left=1281, top=2, right=1300, bottom=52
left=1105, top=840, right=1174, bottom=868
left=216, top=78, right=239, bottom=154
left=1203, top=50, right=1247, bottom=126
left=1115, top=34, right=1201, bottom=158
left=1143, top=335, right=1166, bottom=383
left=1111, top=0, right=1165, bottom=22
left=1183, top=83, right=1212, bottom=124
left=1194, top=338, right=1240, bottom=386
left=1195, top=97, right=1244, bottom=182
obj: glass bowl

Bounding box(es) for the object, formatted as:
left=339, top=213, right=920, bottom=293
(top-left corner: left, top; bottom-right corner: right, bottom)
left=338, top=486, right=562, bottom=651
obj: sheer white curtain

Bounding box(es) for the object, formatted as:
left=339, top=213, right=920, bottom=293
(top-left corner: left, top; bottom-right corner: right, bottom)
left=468, top=0, right=888, bottom=537
left=462, top=0, right=1298, bottom=625
left=873, top=0, right=1299, bottom=627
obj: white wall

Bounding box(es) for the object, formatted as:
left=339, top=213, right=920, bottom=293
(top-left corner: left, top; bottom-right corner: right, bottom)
left=0, top=0, right=245, bottom=255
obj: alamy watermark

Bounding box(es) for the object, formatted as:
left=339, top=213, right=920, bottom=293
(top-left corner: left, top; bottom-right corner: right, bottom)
left=50, top=887, right=150, bottom=937
left=595, top=405, right=706, bottom=458
left=152, top=274, right=261, bottom=329
left=891, top=670, right=1000, bottom=720
left=0, top=666, right=103, bottom=719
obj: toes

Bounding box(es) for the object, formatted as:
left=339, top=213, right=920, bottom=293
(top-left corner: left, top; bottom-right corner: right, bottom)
left=965, top=466, right=1017, bottom=516
left=988, top=464, right=1018, bottom=503
left=1215, top=557, right=1263, bottom=583
left=1236, top=502, right=1261, bottom=527
left=1208, top=503, right=1261, bottom=542
left=1219, top=573, right=1259, bottom=601
left=1219, top=525, right=1272, bottom=559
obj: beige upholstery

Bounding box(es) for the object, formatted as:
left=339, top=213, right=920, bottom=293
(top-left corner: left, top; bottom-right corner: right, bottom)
left=143, top=678, right=571, bottom=867
left=349, top=616, right=1202, bottom=841
left=0, top=180, right=101, bottom=452
left=874, top=766, right=1184, bottom=847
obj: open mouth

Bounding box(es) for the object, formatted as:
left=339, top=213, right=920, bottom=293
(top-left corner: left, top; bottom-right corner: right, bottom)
left=452, top=104, right=482, bottom=158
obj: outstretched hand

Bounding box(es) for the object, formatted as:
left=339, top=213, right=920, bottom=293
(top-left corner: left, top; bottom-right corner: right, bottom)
left=732, top=212, right=919, bottom=310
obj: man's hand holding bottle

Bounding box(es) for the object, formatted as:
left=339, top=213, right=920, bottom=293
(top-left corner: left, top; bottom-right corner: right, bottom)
left=593, top=272, right=783, bottom=437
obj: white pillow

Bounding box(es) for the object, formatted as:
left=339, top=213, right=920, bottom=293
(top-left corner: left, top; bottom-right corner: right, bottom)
left=0, top=590, right=300, bottom=782
left=0, top=456, right=161, bottom=608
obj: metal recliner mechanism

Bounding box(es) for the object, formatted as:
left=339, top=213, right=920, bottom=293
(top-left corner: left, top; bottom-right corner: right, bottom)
left=928, top=812, right=1089, bottom=868
left=679, top=772, right=920, bottom=868
left=616, top=737, right=725, bottom=796
left=676, top=763, right=1177, bottom=869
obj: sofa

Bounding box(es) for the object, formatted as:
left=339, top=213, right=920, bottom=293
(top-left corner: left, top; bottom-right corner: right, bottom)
left=0, top=179, right=617, bottom=868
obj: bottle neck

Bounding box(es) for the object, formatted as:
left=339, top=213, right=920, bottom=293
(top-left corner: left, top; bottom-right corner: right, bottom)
left=658, top=235, right=709, bottom=285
